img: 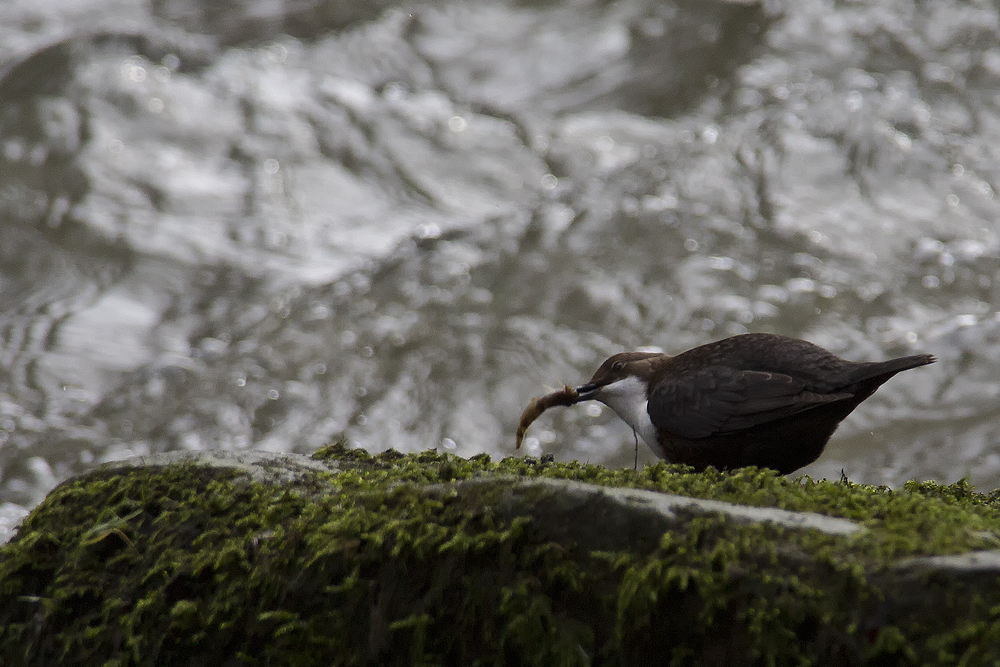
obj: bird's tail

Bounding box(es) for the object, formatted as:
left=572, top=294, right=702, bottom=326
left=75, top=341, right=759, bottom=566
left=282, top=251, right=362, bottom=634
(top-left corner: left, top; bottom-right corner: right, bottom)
left=847, top=353, right=936, bottom=393
left=869, top=353, right=936, bottom=377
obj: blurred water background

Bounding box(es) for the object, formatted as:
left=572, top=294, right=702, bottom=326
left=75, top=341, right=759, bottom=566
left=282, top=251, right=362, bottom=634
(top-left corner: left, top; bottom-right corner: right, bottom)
left=2, top=0, right=1000, bottom=540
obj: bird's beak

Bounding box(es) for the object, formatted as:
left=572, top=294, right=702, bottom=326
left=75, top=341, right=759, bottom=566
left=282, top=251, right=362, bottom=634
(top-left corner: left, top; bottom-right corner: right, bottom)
left=574, top=383, right=600, bottom=400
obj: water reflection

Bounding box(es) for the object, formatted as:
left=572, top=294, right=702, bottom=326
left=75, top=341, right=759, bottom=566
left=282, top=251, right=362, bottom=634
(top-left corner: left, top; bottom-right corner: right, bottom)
left=3, top=0, right=1000, bottom=542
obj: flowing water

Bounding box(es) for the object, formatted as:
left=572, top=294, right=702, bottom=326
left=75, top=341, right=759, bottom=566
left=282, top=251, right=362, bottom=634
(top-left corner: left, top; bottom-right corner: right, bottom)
left=2, top=0, right=1000, bottom=540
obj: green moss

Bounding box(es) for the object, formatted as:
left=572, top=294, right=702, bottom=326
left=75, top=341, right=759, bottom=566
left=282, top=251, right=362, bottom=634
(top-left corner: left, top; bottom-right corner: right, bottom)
left=2, top=444, right=1000, bottom=666
left=315, top=441, right=1000, bottom=559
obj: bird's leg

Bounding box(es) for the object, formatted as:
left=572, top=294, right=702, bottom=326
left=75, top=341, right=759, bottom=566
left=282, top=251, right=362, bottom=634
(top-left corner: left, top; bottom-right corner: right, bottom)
left=633, top=429, right=639, bottom=471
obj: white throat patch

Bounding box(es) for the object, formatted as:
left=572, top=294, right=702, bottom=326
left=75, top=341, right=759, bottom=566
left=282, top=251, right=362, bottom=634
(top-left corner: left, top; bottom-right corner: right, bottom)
left=595, top=376, right=660, bottom=452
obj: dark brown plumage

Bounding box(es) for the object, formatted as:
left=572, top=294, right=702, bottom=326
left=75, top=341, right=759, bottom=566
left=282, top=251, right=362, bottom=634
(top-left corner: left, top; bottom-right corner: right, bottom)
left=575, top=333, right=935, bottom=474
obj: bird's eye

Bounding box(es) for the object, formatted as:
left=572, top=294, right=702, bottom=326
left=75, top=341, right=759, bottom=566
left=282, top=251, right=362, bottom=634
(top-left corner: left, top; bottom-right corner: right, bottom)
left=611, top=360, right=625, bottom=372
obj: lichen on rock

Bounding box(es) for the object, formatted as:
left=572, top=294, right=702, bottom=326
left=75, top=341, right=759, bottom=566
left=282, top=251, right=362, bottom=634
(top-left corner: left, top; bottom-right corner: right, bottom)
left=2, top=443, right=1000, bottom=666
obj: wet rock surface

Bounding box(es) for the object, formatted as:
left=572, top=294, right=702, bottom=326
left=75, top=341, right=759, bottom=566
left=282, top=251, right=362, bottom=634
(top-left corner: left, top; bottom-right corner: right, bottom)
left=3, top=448, right=1000, bottom=665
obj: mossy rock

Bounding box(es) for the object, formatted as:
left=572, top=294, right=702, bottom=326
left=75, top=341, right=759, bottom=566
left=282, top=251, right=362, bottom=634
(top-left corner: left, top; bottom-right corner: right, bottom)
left=3, top=444, right=1000, bottom=666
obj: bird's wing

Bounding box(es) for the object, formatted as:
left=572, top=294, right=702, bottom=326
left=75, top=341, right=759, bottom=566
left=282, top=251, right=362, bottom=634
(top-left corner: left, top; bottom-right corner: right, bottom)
left=647, top=366, right=853, bottom=439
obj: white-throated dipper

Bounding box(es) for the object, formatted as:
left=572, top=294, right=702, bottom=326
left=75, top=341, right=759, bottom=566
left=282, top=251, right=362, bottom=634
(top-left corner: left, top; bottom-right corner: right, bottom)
left=519, top=333, right=935, bottom=474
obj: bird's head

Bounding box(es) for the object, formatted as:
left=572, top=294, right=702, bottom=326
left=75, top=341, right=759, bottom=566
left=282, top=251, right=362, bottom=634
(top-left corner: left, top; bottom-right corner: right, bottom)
left=575, top=351, right=670, bottom=401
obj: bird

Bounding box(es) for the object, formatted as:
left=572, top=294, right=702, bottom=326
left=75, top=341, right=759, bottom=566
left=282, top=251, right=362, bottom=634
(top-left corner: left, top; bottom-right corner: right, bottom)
left=572, top=333, right=935, bottom=474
